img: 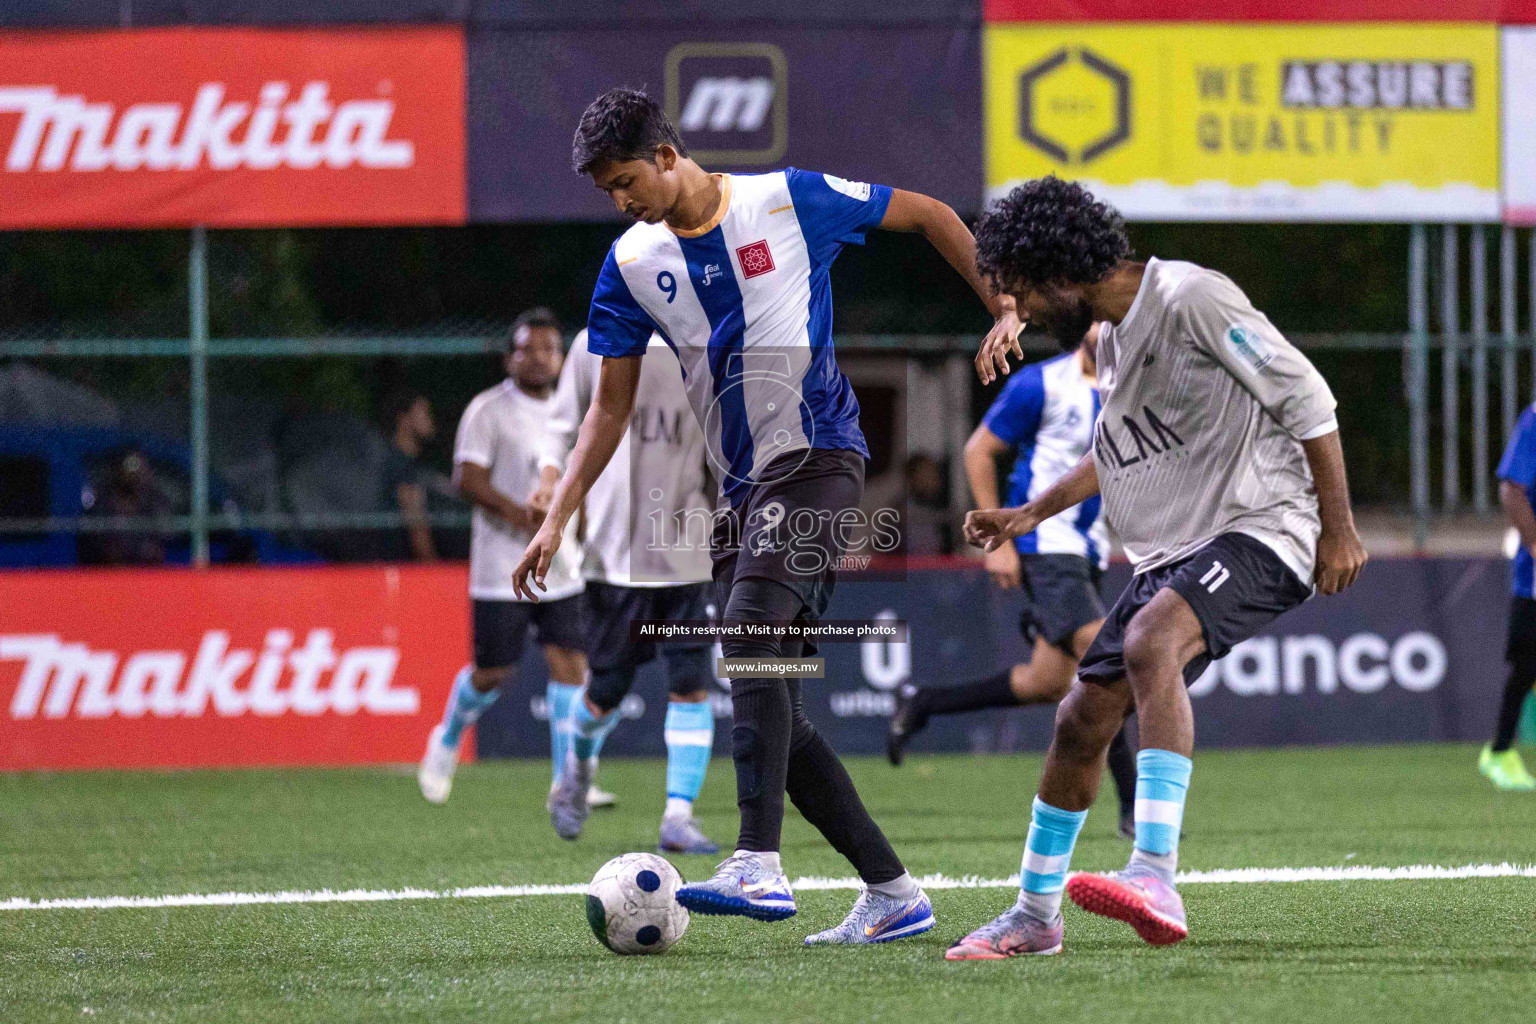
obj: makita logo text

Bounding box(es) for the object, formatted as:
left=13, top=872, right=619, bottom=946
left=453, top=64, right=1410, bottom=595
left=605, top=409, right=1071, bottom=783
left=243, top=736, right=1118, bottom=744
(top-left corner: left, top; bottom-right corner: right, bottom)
left=2, top=631, right=418, bottom=719
left=0, top=82, right=414, bottom=173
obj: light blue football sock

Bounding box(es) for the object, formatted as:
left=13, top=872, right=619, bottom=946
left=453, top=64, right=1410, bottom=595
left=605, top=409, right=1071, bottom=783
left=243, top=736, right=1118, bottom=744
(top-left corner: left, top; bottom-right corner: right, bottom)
left=547, top=681, right=581, bottom=783
left=439, top=666, right=497, bottom=748
left=1018, top=796, right=1088, bottom=922
left=570, top=688, right=621, bottom=762
left=664, top=700, right=714, bottom=813
left=1128, top=748, right=1193, bottom=884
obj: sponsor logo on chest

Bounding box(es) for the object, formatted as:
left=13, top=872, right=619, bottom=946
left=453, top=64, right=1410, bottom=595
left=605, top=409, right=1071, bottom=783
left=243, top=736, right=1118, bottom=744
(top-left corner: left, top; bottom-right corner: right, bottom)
left=736, top=238, right=775, bottom=279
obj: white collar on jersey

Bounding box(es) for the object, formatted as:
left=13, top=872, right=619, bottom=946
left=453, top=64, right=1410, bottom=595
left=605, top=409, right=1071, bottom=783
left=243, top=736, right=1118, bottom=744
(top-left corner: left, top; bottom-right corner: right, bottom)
left=1114, top=255, right=1159, bottom=337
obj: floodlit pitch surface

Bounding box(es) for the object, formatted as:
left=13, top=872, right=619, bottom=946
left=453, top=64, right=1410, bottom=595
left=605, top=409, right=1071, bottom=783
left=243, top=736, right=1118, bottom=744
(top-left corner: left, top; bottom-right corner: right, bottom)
left=2, top=744, right=1533, bottom=1023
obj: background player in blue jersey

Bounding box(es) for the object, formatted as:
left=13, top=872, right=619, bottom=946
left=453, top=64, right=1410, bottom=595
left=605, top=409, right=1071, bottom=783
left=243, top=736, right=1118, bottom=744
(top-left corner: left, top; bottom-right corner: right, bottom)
left=512, top=88, right=1022, bottom=947
left=1484, top=406, right=1536, bottom=791
left=887, top=325, right=1139, bottom=836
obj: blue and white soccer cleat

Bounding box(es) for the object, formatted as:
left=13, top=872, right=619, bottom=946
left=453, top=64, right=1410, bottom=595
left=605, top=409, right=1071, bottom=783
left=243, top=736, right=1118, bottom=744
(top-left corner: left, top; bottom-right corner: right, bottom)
left=417, top=724, right=459, bottom=805
left=658, top=816, right=720, bottom=856
left=804, top=888, right=935, bottom=945
left=674, top=853, right=797, bottom=921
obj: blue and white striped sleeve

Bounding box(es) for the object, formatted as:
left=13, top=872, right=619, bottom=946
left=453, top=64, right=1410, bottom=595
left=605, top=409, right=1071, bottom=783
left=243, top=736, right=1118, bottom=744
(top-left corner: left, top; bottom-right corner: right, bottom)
left=587, top=246, right=657, bottom=359
left=784, top=167, right=894, bottom=266
left=981, top=364, right=1046, bottom=448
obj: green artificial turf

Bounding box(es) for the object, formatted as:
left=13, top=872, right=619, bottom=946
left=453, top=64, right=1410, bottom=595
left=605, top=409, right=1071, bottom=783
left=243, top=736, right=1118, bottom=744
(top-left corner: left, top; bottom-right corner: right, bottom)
left=2, top=744, right=1533, bottom=1023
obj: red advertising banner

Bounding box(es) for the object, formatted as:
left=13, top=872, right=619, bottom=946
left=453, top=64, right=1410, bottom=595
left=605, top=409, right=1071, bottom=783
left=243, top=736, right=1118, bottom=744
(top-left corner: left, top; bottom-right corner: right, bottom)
left=0, top=565, right=471, bottom=771
left=984, top=1, right=1536, bottom=19
left=0, top=27, right=466, bottom=228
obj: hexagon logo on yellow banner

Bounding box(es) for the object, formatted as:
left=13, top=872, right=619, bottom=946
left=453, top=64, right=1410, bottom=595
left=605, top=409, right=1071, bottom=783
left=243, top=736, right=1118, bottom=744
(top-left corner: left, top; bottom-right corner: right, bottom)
left=1019, top=47, right=1131, bottom=165
left=985, top=23, right=1500, bottom=222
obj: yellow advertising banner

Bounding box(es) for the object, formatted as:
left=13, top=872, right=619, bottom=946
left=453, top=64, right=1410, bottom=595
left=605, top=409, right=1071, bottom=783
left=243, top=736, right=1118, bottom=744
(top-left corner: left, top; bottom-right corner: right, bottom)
left=985, top=23, right=1500, bottom=221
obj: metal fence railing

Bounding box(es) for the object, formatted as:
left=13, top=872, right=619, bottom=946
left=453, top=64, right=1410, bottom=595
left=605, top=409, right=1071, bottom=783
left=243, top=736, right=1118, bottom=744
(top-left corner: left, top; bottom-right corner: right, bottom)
left=2, top=224, right=1534, bottom=562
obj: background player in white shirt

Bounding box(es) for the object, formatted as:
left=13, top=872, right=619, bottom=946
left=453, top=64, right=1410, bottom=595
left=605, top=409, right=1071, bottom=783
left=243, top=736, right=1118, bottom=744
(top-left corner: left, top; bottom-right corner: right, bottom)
left=887, top=325, right=1138, bottom=838
left=417, top=309, right=590, bottom=807
left=514, top=88, right=1021, bottom=946
left=537, top=328, right=722, bottom=853
left=955, top=177, right=1366, bottom=959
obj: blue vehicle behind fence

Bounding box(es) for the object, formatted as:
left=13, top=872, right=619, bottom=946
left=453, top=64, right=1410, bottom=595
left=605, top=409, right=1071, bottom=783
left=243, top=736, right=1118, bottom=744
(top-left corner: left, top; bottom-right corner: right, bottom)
left=0, top=425, right=315, bottom=568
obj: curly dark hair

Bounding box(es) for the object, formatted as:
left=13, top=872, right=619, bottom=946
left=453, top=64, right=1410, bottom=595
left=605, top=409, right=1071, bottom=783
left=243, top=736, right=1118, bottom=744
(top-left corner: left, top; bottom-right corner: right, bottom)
left=974, top=177, right=1131, bottom=292
left=572, top=88, right=688, bottom=174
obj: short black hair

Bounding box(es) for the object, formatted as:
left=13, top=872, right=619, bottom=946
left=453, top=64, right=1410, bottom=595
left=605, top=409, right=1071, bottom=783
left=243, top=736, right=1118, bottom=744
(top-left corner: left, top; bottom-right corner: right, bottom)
left=380, top=387, right=427, bottom=429
left=507, top=307, right=562, bottom=352
left=572, top=88, right=688, bottom=175
left=974, top=177, right=1131, bottom=292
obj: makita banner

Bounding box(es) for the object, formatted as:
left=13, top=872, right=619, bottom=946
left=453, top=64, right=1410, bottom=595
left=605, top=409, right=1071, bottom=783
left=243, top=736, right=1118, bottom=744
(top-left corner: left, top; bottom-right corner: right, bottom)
left=477, top=558, right=1513, bottom=759
left=467, top=26, right=982, bottom=221
left=0, top=27, right=465, bottom=228
left=0, top=565, right=467, bottom=770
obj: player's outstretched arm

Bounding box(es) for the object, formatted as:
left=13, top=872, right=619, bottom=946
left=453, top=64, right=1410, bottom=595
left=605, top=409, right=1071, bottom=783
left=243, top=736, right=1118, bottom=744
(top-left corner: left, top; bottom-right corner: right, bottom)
left=1301, top=430, right=1367, bottom=595
left=879, top=189, right=1022, bottom=383
left=512, top=354, right=642, bottom=600
left=964, top=424, right=1020, bottom=588
left=964, top=452, right=1099, bottom=552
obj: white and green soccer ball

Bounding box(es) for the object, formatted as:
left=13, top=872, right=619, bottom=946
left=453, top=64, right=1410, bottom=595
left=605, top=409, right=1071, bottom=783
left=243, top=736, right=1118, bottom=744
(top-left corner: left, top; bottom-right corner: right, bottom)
left=585, top=853, right=690, bottom=955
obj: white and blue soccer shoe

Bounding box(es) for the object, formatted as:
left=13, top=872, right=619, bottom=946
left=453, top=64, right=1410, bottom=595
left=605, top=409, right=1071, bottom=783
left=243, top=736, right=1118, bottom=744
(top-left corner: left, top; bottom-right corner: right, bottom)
left=804, top=887, right=935, bottom=945
left=674, top=853, right=797, bottom=922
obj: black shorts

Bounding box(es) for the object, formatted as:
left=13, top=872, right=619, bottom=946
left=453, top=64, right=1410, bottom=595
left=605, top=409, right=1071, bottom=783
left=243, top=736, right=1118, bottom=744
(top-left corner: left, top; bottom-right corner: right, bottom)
left=1079, top=532, right=1313, bottom=686
left=1019, top=554, right=1106, bottom=655
left=471, top=595, right=586, bottom=670
left=584, top=580, right=713, bottom=673
left=711, top=447, right=865, bottom=625
left=1506, top=596, right=1536, bottom=664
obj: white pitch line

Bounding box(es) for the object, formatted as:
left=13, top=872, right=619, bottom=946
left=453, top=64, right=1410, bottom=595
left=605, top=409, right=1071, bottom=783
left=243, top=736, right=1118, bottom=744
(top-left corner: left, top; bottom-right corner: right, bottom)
left=2, top=863, right=1531, bottom=913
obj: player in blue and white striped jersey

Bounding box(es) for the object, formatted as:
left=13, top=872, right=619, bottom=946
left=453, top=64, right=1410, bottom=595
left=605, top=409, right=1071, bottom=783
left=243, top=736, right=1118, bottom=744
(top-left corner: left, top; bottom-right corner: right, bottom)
left=888, top=325, right=1136, bottom=840
left=513, top=88, right=1022, bottom=947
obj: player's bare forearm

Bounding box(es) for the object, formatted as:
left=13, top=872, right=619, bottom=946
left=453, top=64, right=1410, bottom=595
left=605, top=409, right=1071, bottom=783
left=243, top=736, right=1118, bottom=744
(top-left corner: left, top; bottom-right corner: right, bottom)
left=543, top=356, right=641, bottom=532
left=1025, top=452, right=1100, bottom=521
left=1501, top=481, right=1536, bottom=552
left=1301, top=430, right=1367, bottom=594
left=879, top=190, right=1023, bottom=383
left=455, top=463, right=534, bottom=532
left=513, top=355, right=642, bottom=599
left=964, top=453, right=1099, bottom=551
left=963, top=425, right=1009, bottom=511
left=878, top=190, right=1009, bottom=318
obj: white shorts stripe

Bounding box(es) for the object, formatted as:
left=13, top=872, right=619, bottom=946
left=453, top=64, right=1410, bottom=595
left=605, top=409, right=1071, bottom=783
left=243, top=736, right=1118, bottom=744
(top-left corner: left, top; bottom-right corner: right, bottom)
left=663, top=728, right=713, bottom=747
left=1135, top=798, right=1184, bottom=827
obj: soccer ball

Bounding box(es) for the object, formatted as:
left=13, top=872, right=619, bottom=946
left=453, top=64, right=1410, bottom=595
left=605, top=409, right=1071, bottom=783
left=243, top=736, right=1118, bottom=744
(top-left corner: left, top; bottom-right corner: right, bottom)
left=585, top=852, right=690, bottom=955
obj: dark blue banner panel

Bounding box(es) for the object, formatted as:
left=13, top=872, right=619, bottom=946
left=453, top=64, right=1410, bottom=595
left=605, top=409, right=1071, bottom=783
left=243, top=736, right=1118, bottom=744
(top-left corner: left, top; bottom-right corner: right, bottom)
left=478, top=558, right=1512, bottom=759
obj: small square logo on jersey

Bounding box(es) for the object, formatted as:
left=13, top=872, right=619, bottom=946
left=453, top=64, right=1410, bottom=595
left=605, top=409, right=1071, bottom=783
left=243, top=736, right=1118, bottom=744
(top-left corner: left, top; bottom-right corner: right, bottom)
left=736, top=239, right=775, bottom=279
left=1225, top=324, right=1274, bottom=372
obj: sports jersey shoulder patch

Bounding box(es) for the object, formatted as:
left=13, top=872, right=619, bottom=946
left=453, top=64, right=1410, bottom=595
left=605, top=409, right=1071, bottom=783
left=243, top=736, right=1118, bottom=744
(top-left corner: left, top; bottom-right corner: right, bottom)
left=822, top=174, right=872, bottom=201
left=1224, top=324, right=1274, bottom=372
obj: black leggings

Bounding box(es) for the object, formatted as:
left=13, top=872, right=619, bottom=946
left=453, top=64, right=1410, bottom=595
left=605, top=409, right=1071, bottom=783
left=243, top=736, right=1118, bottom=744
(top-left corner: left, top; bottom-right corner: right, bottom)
left=1495, top=597, right=1536, bottom=751
left=722, top=576, right=904, bottom=884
